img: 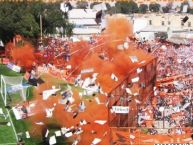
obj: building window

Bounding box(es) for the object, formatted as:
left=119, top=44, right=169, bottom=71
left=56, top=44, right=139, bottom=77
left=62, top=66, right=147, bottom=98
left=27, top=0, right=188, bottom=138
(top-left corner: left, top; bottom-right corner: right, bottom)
left=188, top=22, right=191, bottom=27
left=149, top=20, right=152, bottom=25
left=168, top=21, right=171, bottom=25
left=162, top=21, right=165, bottom=26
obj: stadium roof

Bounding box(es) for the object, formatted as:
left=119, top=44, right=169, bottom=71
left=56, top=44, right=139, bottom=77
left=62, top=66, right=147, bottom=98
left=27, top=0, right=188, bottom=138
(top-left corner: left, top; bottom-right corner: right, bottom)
left=68, top=9, right=97, bottom=19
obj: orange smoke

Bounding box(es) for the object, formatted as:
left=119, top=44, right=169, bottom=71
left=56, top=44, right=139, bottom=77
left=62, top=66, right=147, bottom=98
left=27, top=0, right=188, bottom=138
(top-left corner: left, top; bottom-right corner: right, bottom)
left=69, top=41, right=90, bottom=66
left=103, top=14, right=133, bottom=52
left=67, top=15, right=134, bottom=75
left=70, top=15, right=154, bottom=92
left=11, top=42, right=36, bottom=70
left=5, top=42, right=14, bottom=57
left=24, top=15, right=154, bottom=141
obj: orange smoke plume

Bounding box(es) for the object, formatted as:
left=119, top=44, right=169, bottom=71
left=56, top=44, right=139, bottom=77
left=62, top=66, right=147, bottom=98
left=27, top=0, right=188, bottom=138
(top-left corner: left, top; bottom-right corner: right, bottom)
left=23, top=15, right=154, bottom=140
left=74, top=15, right=154, bottom=92
left=68, top=15, right=134, bottom=76
left=5, top=42, right=14, bottom=56
left=103, top=14, right=133, bottom=50
left=11, top=42, right=36, bottom=70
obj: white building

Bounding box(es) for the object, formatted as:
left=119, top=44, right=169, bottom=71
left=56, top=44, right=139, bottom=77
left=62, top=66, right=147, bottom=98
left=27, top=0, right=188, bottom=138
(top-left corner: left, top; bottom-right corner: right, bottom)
left=132, top=13, right=193, bottom=42
left=66, top=9, right=101, bottom=40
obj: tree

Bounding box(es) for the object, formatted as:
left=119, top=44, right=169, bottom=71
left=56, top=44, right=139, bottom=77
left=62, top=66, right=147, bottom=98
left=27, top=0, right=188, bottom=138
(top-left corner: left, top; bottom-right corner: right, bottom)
left=65, top=23, right=74, bottom=37
left=76, top=1, right=88, bottom=9
left=0, top=2, right=18, bottom=43
left=106, top=6, right=117, bottom=15
left=15, top=14, right=39, bottom=38
left=0, top=1, right=74, bottom=43
left=139, top=4, right=148, bottom=14
left=149, top=3, right=160, bottom=12
left=115, top=1, right=139, bottom=14
left=43, top=9, right=67, bottom=34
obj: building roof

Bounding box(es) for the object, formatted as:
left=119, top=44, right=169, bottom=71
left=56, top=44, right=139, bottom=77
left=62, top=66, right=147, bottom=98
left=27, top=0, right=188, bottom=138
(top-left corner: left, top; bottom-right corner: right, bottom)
left=69, top=19, right=97, bottom=26
left=68, top=9, right=97, bottom=19
left=139, top=26, right=168, bottom=33
left=73, top=28, right=100, bottom=35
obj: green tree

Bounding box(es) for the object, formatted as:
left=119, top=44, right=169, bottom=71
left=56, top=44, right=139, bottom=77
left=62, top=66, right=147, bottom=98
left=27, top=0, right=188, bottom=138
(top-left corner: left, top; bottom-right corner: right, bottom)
left=0, top=2, right=17, bottom=43
left=90, top=2, right=111, bottom=11
left=15, top=14, right=39, bottom=38
left=115, top=1, right=139, bottom=14
left=106, top=6, right=117, bottom=15
left=43, top=9, right=66, bottom=34
left=0, top=1, right=74, bottom=43
left=139, top=4, right=148, bottom=14
left=65, top=23, right=74, bottom=37
left=149, top=3, right=160, bottom=12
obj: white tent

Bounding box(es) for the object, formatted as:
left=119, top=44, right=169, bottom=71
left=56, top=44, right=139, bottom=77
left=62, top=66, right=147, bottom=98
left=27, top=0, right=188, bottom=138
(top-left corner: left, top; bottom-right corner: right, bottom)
left=0, top=75, right=30, bottom=106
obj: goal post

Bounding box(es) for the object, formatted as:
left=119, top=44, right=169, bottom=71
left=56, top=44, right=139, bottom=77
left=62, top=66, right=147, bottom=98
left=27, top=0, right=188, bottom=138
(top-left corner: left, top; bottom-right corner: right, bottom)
left=0, top=75, right=7, bottom=105
left=0, top=75, right=28, bottom=106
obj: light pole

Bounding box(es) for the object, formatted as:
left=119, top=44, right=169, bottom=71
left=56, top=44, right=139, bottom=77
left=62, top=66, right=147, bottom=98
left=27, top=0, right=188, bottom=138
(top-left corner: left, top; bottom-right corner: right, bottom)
left=40, top=15, right=43, bottom=44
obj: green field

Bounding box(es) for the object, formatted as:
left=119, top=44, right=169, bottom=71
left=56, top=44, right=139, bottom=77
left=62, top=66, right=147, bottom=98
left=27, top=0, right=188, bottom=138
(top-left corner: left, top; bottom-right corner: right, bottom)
left=0, top=98, right=17, bottom=145
left=0, top=64, right=22, bottom=77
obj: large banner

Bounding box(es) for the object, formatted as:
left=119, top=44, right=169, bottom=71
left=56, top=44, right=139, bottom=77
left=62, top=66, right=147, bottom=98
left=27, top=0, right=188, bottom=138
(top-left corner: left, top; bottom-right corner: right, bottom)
left=81, top=68, right=94, bottom=74
left=111, top=106, right=129, bottom=114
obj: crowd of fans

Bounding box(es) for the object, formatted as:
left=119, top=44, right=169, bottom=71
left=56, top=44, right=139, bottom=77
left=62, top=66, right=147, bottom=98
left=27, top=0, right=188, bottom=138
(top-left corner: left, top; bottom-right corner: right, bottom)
left=136, top=39, right=193, bottom=135
left=38, top=38, right=71, bottom=65
left=37, top=37, right=193, bottom=136
left=32, top=36, right=193, bottom=141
